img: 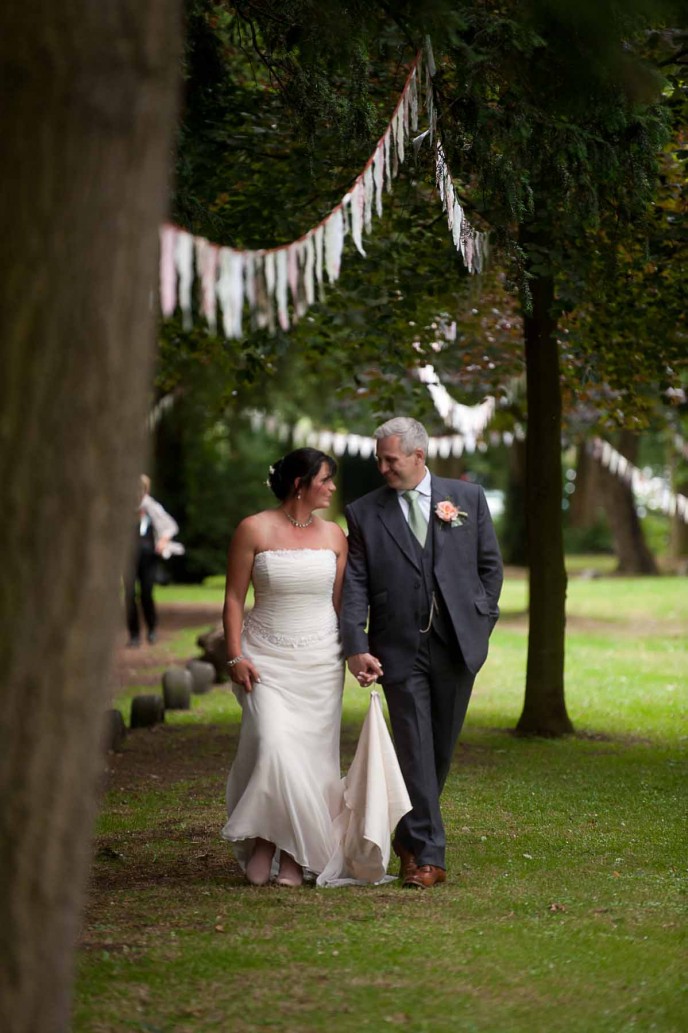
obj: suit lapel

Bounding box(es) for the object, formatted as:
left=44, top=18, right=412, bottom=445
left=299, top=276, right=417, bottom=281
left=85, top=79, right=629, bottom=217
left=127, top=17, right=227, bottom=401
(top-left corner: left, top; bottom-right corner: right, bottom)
left=377, top=488, right=421, bottom=571
left=431, top=477, right=446, bottom=562
left=431, top=476, right=468, bottom=565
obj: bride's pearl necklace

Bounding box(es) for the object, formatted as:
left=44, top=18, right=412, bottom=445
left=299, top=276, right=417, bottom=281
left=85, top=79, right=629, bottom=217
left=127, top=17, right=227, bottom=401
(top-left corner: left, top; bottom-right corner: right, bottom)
left=283, top=508, right=313, bottom=529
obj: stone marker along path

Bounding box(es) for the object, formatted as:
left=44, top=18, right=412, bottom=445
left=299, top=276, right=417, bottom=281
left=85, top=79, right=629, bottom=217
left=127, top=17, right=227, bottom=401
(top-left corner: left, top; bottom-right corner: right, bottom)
left=113, top=601, right=221, bottom=689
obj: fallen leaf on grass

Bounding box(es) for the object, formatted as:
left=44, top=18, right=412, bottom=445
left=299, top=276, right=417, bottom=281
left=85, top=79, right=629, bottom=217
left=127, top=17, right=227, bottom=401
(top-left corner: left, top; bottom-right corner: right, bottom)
left=548, top=902, right=567, bottom=912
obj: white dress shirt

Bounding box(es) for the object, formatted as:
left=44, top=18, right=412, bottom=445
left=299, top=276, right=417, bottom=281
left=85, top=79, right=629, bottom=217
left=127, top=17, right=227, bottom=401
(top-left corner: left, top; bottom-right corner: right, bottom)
left=397, top=467, right=432, bottom=525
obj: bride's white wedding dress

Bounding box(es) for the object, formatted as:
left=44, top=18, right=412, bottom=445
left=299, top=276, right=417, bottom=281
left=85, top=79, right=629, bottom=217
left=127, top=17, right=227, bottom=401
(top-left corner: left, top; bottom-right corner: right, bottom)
left=221, top=548, right=410, bottom=886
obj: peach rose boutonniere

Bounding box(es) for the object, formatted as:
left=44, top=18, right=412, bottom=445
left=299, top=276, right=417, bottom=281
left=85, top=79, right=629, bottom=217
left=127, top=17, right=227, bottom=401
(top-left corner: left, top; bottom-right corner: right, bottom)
left=435, top=499, right=468, bottom=528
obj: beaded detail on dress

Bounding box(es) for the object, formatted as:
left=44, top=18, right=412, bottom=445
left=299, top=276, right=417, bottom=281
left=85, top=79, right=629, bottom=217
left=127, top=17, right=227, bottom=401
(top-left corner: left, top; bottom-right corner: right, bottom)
left=244, top=610, right=338, bottom=648
left=244, top=549, right=339, bottom=649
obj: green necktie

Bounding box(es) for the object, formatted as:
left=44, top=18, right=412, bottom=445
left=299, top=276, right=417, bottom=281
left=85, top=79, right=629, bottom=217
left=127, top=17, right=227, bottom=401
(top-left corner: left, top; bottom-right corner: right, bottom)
left=403, top=489, right=428, bottom=547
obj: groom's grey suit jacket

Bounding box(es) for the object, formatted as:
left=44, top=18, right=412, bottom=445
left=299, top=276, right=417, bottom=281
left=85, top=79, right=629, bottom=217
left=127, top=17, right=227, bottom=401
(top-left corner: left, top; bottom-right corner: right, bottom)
left=341, top=476, right=503, bottom=684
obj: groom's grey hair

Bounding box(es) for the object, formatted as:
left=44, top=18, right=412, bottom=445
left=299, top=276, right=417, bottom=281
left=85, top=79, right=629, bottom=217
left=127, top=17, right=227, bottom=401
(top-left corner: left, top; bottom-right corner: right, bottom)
left=374, top=417, right=429, bottom=455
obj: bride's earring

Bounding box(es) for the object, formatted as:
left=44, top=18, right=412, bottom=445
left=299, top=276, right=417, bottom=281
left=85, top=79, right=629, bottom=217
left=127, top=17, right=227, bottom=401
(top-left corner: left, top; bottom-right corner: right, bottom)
left=297, top=491, right=302, bottom=500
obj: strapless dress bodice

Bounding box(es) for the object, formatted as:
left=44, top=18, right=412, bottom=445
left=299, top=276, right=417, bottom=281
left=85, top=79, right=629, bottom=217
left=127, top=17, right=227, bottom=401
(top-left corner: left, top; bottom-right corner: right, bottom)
left=244, top=548, right=338, bottom=648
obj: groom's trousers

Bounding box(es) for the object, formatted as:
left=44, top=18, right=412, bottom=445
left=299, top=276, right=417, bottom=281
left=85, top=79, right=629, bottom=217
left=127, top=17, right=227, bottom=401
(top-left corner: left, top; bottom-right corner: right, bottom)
left=382, top=628, right=475, bottom=869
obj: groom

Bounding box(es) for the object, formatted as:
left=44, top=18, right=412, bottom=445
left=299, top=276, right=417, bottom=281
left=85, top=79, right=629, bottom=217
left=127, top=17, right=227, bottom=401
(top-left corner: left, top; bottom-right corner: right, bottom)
left=341, top=417, right=503, bottom=888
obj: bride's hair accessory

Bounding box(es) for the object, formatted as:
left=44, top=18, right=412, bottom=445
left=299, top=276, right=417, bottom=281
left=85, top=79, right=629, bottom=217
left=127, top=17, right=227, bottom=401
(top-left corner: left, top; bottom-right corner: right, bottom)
left=266, top=448, right=337, bottom=501
left=226, top=654, right=245, bottom=667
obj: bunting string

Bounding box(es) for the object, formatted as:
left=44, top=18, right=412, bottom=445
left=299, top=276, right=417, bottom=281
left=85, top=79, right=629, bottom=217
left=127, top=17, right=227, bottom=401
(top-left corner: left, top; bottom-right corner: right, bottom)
left=417, top=364, right=496, bottom=449
left=160, top=44, right=488, bottom=338
left=246, top=408, right=522, bottom=461
left=245, top=362, right=512, bottom=458
left=589, top=437, right=688, bottom=524
left=245, top=415, right=686, bottom=523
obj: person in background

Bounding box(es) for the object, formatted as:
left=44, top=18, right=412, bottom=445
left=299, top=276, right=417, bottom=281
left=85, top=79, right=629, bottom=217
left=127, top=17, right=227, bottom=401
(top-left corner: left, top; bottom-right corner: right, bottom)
left=125, top=474, right=181, bottom=647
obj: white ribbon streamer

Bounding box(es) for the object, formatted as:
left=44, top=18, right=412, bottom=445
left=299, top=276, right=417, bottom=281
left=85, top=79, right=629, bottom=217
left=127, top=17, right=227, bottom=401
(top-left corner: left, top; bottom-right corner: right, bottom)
left=589, top=437, right=688, bottom=524
left=160, top=47, right=490, bottom=338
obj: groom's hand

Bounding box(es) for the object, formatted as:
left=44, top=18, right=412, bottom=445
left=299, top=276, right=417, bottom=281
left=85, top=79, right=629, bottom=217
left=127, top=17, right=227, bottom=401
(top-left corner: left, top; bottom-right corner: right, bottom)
left=347, top=653, right=384, bottom=687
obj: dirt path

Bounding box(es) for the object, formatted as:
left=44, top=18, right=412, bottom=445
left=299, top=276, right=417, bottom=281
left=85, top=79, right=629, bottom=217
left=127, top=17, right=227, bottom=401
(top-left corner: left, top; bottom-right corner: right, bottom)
left=113, top=602, right=221, bottom=688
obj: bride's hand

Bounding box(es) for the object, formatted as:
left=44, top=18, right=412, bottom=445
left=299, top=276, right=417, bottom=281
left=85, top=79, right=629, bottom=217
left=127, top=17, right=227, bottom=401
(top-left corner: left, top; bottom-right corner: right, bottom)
left=347, top=652, right=383, bottom=687
left=230, top=658, right=261, bottom=692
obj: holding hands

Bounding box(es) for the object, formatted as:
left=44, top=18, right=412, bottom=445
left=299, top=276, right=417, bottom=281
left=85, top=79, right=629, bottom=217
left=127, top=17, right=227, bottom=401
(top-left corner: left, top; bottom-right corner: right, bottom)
left=348, top=652, right=384, bottom=688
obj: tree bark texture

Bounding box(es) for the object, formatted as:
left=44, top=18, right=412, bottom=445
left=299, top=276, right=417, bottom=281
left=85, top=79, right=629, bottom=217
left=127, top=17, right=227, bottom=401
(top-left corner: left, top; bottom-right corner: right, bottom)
left=0, top=6, right=181, bottom=1033
left=597, top=432, right=658, bottom=575
left=517, top=273, right=573, bottom=736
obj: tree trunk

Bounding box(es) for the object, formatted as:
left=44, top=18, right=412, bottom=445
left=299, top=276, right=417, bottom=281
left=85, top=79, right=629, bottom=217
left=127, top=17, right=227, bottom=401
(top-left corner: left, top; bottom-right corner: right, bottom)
left=0, top=6, right=181, bottom=1033
left=516, top=273, right=573, bottom=736
left=597, top=432, right=658, bottom=575
left=433, top=454, right=466, bottom=480
left=669, top=459, right=688, bottom=566
left=569, top=443, right=605, bottom=530
left=501, top=436, right=528, bottom=566
left=669, top=501, right=688, bottom=566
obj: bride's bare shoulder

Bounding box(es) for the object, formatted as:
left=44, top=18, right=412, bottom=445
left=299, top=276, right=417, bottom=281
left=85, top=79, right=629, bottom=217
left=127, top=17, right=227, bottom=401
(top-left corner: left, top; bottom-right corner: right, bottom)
left=319, top=518, right=348, bottom=554
left=233, top=509, right=280, bottom=543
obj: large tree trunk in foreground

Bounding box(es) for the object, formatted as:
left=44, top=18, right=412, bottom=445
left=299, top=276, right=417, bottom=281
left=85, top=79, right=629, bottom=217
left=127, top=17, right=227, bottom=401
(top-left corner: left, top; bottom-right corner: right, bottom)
left=517, top=272, right=573, bottom=736
left=0, top=6, right=181, bottom=1033
left=597, top=432, right=658, bottom=575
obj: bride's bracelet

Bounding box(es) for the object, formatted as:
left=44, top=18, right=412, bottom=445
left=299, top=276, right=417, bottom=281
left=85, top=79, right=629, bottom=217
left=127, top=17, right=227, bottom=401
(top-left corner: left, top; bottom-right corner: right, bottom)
left=226, top=654, right=245, bottom=668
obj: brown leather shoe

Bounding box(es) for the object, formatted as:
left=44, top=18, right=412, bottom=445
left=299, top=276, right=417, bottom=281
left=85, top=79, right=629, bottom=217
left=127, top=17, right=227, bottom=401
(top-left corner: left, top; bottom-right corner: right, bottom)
left=402, top=864, right=447, bottom=889
left=393, top=842, right=417, bottom=881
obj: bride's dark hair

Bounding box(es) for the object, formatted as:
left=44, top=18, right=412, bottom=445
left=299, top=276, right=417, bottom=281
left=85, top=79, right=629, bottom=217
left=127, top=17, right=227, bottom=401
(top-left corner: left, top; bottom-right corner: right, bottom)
left=268, top=448, right=337, bottom=501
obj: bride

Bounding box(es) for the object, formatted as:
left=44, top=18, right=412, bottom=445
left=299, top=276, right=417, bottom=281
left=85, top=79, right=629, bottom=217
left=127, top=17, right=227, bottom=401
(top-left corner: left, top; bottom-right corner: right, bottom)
left=221, top=447, right=408, bottom=887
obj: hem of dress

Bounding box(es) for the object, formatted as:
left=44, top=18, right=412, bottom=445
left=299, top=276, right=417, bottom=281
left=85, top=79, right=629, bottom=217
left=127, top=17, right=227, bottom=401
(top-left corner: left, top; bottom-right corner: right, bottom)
left=221, top=828, right=321, bottom=880
left=222, top=831, right=396, bottom=888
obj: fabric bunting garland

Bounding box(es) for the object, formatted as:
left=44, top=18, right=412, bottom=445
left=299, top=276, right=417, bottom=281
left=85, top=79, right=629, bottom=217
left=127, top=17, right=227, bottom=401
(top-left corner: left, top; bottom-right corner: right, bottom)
left=246, top=409, right=521, bottom=461
left=160, top=44, right=488, bottom=338
left=417, top=364, right=496, bottom=449
left=246, top=362, right=503, bottom=458
left=435, top=143, right=488, bottom=274
left=246, top=409, right=686, bottom=523
left=589, top=438, right=688, bottom=524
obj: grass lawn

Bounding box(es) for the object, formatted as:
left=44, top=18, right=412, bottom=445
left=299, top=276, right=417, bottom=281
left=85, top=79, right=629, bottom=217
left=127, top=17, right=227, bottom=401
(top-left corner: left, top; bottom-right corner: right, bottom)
left=75, top=574, right=687, bottom=1033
